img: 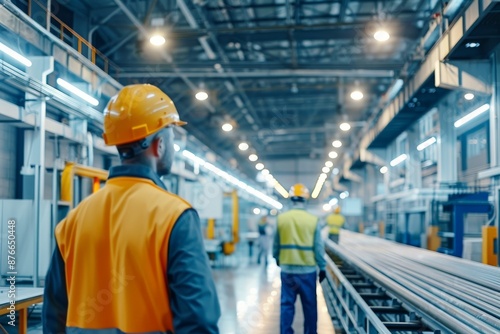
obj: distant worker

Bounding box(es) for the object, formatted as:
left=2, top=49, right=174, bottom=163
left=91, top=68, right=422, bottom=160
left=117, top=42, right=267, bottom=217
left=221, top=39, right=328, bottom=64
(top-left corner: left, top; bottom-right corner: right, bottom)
left=326, top=206, right=346, bottom=244
left=43, top=84, right=221, bottom=333
left=273, top=184, right=326, bottom=334
left=257, top=215, right=273, bottom=266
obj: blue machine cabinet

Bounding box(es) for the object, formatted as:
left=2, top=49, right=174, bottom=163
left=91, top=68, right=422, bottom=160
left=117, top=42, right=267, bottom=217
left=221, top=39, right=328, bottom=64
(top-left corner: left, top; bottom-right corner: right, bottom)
left=437, top=192, right=491, bottom=257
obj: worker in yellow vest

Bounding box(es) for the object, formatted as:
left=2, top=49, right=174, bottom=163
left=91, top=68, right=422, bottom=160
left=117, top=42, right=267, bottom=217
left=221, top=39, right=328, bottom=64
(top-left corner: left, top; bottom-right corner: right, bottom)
left=326, top=206, right=345, bottom=243
left=43, top=84, right=220, bottom=333
left=273, top=184, right=326, bottom=334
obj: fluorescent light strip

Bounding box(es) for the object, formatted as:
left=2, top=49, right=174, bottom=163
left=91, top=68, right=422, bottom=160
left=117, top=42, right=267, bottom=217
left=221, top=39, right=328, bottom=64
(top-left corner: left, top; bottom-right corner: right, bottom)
left=454, top=104, right=490, bottom=128
left=390, top=154, right=407, bottom=167
left=183, top=150, right=283, bottom=209
left=274, top=182, right=289, bottom=199
left=56, top=78, right=99, bottom=106
left=417, top=137, right=437, bottom=151
left=0, top=42, right=32, bottom=67
left=311, top=174, right=327, bottom=199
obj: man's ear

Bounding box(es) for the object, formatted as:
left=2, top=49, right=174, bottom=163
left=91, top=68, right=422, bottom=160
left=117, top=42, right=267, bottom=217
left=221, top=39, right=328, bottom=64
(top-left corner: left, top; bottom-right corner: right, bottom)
left=152, top=135, right=165, bottom=158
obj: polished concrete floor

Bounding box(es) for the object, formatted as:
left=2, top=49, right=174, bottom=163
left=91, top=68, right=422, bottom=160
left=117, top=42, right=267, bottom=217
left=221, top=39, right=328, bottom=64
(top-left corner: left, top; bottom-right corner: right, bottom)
left=213, top=254, right=335, bottom=334
left=11, top=251, right=335, bottom=333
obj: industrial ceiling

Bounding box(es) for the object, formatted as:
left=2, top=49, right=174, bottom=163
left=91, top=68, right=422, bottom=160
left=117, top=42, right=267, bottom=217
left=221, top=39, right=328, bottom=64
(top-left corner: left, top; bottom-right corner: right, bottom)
left=8, top=0, right=466, bottom=194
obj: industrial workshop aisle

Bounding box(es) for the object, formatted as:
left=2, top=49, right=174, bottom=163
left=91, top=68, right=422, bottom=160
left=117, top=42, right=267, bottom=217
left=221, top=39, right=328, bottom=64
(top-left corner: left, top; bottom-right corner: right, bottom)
left=213, top=254, right=335, bottom=334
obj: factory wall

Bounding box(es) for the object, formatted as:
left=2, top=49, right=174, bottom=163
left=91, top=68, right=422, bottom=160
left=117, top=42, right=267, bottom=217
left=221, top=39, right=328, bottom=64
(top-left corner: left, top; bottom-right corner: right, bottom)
left=0, top=124, right=17, bottom=199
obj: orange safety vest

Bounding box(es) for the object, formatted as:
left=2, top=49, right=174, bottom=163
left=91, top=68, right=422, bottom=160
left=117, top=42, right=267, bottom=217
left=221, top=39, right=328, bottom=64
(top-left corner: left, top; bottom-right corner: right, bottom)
left=55, top=176, right=191, bottom=332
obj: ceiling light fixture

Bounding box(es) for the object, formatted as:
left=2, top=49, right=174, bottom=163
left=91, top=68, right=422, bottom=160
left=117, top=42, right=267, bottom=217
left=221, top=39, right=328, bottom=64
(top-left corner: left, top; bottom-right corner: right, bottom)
left=332, top=140, right=342, bottom=148
left=454, top=104, right=490, bottom=128
left=173, top=144, right=180, bottom=152
left=0, top=41, right=32, bottom=67
left=390, top=154, right=408, bottom=167
left=255, top=163, right=264, bottom=170
left=253, top=208, right=261, bottom=215
left=332, top=168, right=339, bottom=175
left=340, top=122, right=351, bottom=131
left=380, top=166, right=388, bottom=174
left=465, top=42, right=480, bottom=48
left=323, top=204, right=331, bottom=211
left=238, top=142, right=249, bottom=151
left=195, top=91, right=208, bottom=101
left=464, top=93, right=475, bottom=101
left=417, top=137, right=437, bottom=151
left=261, top=169, right=270, bottom=176
left=350, top=90, right=364, bottom=101
left=56, top=78, right=99, bottom=106
left=249, top=154, right=258, bottom=162
left=322, top=166, right=330, bottom=173
left=149, top=34, right=166, bottom=46
left=222, top=123, right=233, bottom=132
left=325, top=161, right=333, bottom=168
left=329, top=151, right=338, bottom=159
left=374, top=30, right=390, bottom=42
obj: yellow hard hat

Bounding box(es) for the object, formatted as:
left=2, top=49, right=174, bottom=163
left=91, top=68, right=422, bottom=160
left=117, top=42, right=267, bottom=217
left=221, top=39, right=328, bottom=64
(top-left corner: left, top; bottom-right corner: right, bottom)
left=103, top=84, right=186, bottom=146
left=334, top=206, right=341, bottom=214
left=289, top=183, right=310, bottom=199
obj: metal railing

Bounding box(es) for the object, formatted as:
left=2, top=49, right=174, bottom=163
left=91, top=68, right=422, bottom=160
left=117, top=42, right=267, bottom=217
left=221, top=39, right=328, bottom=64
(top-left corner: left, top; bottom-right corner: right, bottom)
left=27, top=0, right=120, bottom=76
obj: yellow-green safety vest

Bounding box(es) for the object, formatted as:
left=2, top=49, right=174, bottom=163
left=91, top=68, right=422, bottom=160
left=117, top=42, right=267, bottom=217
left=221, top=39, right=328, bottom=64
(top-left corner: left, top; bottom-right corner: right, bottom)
left=277, top=209, right=318, bottom=266
left=326, top=213, right=345, bottom=235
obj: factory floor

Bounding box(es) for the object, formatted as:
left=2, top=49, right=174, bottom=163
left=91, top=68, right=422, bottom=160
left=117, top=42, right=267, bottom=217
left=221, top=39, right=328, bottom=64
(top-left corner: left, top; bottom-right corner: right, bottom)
left=2, top=251, right=334, bottom=333
left=214, top=253, right=335, bottom=334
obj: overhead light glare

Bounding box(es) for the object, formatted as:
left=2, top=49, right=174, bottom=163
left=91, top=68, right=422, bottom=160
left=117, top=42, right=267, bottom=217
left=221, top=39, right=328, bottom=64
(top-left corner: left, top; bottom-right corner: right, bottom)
left=380, top=166, right=388, bottom=174
left=249, top=154, right=258, bottom=162
left=374, top=30, right=390, bottom=42
left=150, top=34, right=166, bottom=46
left=0, top=42, right=32, bottom=67
left=464, top=93, right=475, bottom=101
left=261, top=169, right=270, bottom=176
left=340, top=122, right=351, bottom=131
left=238, top=142, right=249, bottom=151
left=465, top=42, right=480, bottom=48
left=255, top=163, right=264, bottom=170
left=323, top=204, right=331, bottom=211
left=454, top=104, right=490, bottom=128
left=56, top=78, right=99, bottom=106
left=329, top=198, right=338, bottom=206
left=173, top=144, right=180, bottom=152
left=339, top=191, right=349, bottom=199
left=195, top=91, right=208, bottom=101
left=222, top=123, right=233, bottom=132
left=325, top=161, right=333, bottom=168
left=253, top=208, right=261, bottom=215
left=332, top=168, right=339, bottom=175
left=329, top=151, right=338, bottom=159
left=350, top=90, right=364, bottom=101
left=322, top=167, right=330, bottom=173
left=332, top=140, right=342, bottom=148
left=390, top=154, right=408, bottom=167
left=417, top=137, right=437, bottom=151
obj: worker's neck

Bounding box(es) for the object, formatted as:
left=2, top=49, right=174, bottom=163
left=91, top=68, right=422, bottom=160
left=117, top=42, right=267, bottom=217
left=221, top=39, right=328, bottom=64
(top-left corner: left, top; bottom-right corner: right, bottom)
left=122, top=158, right=157, bottom=174
left=292, top=201, right=306, bottom=209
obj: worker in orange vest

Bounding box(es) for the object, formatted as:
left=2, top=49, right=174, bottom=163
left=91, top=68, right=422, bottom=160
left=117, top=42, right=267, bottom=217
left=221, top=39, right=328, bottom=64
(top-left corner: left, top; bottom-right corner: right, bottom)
left=43, top=84, right=220, bottom=333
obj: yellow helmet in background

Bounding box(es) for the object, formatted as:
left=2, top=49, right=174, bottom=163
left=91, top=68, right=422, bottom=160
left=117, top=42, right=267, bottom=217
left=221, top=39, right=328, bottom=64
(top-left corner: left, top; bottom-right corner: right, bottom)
left=334, top=206, right=341, bottom=214
left=103, top=84, right=187, bottom=146
left=289, top=183, right=310, bottom=200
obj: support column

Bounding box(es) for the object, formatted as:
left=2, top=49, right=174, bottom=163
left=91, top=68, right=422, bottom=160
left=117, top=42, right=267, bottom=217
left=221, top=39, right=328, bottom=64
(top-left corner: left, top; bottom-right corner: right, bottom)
left=437, top=101, right=457, bottom=184
left=26, top=56, right=54, bottom=287
left=406, top=126, right=422, bottom=190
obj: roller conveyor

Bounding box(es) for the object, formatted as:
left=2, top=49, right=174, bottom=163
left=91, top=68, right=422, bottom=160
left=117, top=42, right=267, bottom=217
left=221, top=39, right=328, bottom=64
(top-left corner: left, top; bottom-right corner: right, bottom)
left=322, top=231, right=500, bottom=334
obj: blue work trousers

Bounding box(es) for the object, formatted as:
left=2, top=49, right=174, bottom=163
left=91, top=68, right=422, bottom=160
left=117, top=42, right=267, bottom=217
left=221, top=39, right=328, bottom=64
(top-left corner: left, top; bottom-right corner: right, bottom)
left=280, top=271, right=318, bottom=334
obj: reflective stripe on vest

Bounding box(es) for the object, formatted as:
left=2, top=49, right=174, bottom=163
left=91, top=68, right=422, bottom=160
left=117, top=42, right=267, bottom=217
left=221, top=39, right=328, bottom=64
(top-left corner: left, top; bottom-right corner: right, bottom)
left=326, top=213, right=345, bottom=235
left=55, top=177, right=191, bottom=332
left=277, top=209, right=318, bottom=266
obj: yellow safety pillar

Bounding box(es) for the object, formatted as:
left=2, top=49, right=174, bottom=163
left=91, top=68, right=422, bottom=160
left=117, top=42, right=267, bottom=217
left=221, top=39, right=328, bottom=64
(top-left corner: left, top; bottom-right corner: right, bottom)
left=207, top=219, right=215, bottom=239
left=427, top=226, right=441, bottom=251
left=482, top=226, right=498, bottom=266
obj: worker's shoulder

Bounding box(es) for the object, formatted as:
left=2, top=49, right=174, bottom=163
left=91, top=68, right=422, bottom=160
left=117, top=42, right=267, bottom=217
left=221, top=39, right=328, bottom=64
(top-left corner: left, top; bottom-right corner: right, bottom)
left=146, top=184, right=192, bottom=208
left=279, top=209, right=317, bottom=219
